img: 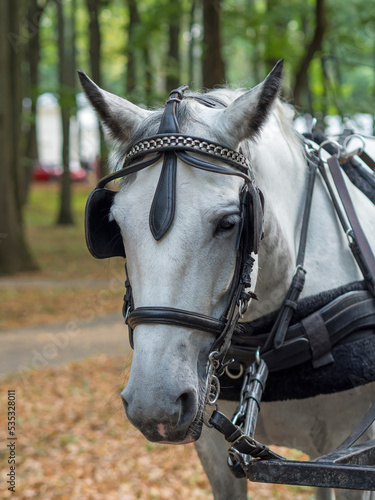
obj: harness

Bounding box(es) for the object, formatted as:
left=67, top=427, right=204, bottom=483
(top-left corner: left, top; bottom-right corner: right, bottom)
left=85, top=86, right=375, bottom=489
left=209, top=133, right=375, bottom=488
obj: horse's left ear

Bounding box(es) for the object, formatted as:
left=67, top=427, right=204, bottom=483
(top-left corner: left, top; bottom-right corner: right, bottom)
left=77, top=70, right=152, bottom=142
left=221, top=60, right=284, bottom=145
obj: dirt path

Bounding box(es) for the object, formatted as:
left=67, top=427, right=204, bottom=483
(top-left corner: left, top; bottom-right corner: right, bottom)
left=0, top=276, right=111, bottom=289
left=0, top=312, right=132, bottom=377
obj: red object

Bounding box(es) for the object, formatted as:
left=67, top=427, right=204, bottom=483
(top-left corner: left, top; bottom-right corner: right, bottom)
left=32, top=165, right=87, bottom=182
left=70, top=168, right=87, bottom=182
left=32, top=165, right=62, bottom=182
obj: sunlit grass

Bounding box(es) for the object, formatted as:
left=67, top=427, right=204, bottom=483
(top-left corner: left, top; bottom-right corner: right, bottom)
left=23, top=182, right=125, bottom=279
left=1, top=182, right=125, bottom=330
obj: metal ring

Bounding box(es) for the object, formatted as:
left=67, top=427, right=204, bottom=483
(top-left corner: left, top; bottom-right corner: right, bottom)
left=346, top=229, right=355, bottom=246
left=318, top=140, right=343, bottom=162
left=225, top=363, right=244, bottom=380
left=207, top=375, right=220, bottom=405
left=255, top=347, right=261, bottom=365
left=124, top=305, right=131, bottom=323
left=343, top=134, right=365, bottom=157
left=293, top=264, right=306, bottom=278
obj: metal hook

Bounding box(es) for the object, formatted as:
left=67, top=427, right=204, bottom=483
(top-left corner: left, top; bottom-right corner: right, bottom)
left=255, top=347, right=261, bottom=365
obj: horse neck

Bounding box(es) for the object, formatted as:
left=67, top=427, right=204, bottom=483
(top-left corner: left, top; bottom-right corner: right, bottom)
left=245, top=114, right=375, bottom=322
left=245, top=114, right=308, bottom=319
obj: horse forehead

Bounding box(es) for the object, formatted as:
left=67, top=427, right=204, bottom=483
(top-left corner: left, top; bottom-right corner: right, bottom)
left=112, top=159, right=242, bottom=222
left=179, top=105, right=224, bottom=140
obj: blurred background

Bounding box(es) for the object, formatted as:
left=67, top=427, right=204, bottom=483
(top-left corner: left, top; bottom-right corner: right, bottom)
left=0, top=0, right=374, bottom=498
left=1, top=0, right=375, bottom=278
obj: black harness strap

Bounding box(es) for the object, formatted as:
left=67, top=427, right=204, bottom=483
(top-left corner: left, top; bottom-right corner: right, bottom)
left=301, top=310, right=334, bottom=369
left=261, top=155, right=319, bottom=353
left=149, top=85, right=188, bottom=240
left=128, top=307, right=225, bottom=335
left=327, top=155, right=375, bottom=296
left=359, top=150, right=375, bottom=172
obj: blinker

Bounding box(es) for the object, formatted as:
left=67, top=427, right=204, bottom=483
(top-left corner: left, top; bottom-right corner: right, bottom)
left=85, top=188, right=125, bottom=259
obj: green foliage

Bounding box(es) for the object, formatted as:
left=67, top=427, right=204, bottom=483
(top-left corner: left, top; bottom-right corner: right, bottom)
left=28, top=0, right=375, bottom=123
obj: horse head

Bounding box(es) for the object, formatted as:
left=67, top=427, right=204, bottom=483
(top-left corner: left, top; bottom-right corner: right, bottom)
left=79, top=63, right=284, bottom=444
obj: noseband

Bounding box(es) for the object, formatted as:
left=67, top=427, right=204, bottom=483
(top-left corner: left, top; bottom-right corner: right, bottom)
left=85, top=85, right=264, bottom=365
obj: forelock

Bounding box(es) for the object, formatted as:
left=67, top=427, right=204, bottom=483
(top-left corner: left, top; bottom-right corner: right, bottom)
left=112, top=88, right=245, bottom=171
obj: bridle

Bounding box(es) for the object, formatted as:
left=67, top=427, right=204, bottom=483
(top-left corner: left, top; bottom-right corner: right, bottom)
left=85, top=85, right=264, bottom=371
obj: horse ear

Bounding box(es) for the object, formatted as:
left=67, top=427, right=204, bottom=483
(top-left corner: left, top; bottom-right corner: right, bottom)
left=77, top=70, right=151, bottom=141
left=221, top=60, right=284, bottom=144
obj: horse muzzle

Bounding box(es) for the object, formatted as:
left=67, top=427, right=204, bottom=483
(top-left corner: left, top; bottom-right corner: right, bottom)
left=120, top=384, right=203, bottom=443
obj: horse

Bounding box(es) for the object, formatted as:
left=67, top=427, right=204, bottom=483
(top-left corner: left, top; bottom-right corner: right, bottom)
left=79, top=61, right=375, bottom=500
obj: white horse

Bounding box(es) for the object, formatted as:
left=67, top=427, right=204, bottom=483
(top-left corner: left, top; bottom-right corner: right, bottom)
left=79, top=62, right=375, bottom=500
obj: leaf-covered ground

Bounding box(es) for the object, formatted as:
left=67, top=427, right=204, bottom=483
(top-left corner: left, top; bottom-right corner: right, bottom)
left=0, top=355, right=313, bottom=500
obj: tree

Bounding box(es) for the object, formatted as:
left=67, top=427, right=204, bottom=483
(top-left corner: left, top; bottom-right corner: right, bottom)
left=85, top=0, right=108, bottom=178
left=125, top=0, right=153, bottom=104
left=293, top=0, right=326, bottom=109
left=125, top=0, right=139, bottom=95
left=202, top=0, right=225, bottom=88
left=0, top=0, right=37, bottom=275
left=166, top=1, right=182, bottom=91
left=24, top=0, right=50, bottom=205
left=56, top=0, right=76, bottom=225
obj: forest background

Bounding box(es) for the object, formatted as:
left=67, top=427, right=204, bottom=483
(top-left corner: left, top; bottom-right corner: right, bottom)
left=1, top=0, right=375, bottom=276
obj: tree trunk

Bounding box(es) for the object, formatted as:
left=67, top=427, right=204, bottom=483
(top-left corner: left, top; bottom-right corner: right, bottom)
left=24, top=0, right=50, bottom=205
left=125, top=0, right=153, bottom=104
left=126, top=0, right=139, bottom=95
left=0, top=0, right=38, bottom=275
left=202, top=0, right=225, bottom=88
left=293, top=0, right=326, bottom=108
left=187, top=0, right=196, bottom=87
left=166, top=3, right=181, bottom=91
left=143, top=47, right=153, bottom=106
left=85, top=0, right=108, bottom=178
left=56, top=0, right=75, bottom=225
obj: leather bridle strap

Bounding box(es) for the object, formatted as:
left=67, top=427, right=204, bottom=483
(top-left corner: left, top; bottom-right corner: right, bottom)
left=261, top=154, right=319, bottom=352
left=128, top=307, right=225, bottom=336
left=327, top=155, right=375, bottom=296
left=359, top=150, right=375, bottom=172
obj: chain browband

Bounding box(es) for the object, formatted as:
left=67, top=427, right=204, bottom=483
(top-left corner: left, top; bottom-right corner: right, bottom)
left=96, top=133, right=254, bottom=189
left=125, top=134, right=251, bottom=172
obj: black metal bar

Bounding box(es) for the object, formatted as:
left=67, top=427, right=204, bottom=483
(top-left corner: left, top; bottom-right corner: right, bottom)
left=314, top=439, right=375, bottom=466
left=247, top=459, right=375, bottom=490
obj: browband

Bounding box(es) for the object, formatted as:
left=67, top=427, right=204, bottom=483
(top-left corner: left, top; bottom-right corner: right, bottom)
left=96, top=134, right=254, bottom=189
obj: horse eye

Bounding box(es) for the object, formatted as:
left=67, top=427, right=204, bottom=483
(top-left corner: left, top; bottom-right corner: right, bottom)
left=215, top=215, right=239, bottom=235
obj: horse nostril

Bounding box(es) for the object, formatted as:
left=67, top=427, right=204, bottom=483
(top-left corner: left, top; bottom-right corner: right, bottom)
left=120, top=388, right=130, bottom=412
left=177, top=389, right=197, bottom=427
